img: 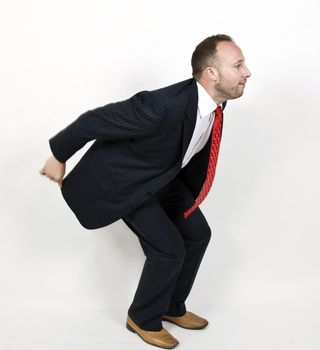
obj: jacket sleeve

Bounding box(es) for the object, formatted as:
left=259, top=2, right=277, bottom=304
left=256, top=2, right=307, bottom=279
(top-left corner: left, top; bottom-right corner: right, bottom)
left=49, top=91, right=165, bottom=163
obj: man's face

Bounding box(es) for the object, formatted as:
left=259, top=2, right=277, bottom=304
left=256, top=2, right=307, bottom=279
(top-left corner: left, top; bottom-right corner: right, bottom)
left=213, top=41, right=251, bottom=101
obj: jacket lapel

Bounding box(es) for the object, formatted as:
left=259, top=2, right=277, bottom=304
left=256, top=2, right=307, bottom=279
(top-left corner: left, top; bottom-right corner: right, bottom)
left=181, top=79, right=198, bottom=159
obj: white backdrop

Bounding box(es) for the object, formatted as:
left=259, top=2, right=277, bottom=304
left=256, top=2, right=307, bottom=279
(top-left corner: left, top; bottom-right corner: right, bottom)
left=1, top=0, right=320, bottom=349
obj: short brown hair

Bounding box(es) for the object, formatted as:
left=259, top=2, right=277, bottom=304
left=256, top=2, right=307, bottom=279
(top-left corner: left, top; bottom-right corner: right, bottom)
left=191, top=34, right=233, bottom=79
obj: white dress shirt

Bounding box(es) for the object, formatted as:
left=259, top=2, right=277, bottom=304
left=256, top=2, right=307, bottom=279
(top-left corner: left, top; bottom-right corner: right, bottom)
left=181, top=81, right=221, bottom=168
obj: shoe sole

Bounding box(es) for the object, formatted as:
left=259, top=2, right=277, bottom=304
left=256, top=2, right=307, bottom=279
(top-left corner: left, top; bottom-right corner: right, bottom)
left=126, top=323, right=179, bottom=349
left=162, top=317, right=209, bottom=330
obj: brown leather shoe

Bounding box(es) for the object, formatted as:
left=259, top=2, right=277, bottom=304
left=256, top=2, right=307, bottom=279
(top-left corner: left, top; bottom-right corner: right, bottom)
left=162, top=311, right=209, bottom=330
left=126, top=315, right=179, bottom=349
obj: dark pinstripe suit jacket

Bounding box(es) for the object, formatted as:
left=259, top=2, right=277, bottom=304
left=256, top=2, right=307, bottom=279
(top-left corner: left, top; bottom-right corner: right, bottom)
left=49, top=78, right=227, bottom=229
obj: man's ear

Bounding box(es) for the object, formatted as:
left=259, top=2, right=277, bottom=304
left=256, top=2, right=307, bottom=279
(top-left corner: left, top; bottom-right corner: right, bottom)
left=203, top=66, right=219, bottom=82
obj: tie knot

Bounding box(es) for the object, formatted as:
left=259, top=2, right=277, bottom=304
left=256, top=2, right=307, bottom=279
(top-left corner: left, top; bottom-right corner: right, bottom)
left=214, top=106, right=222, bottom=116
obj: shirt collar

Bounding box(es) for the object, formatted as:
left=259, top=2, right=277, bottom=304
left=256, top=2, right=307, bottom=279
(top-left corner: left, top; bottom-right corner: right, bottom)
left=196, top=81, right=220, bottom=118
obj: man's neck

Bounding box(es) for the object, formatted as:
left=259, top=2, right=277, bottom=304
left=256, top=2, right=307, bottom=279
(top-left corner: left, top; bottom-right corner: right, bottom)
left=195, top=79, right=224, bottom=106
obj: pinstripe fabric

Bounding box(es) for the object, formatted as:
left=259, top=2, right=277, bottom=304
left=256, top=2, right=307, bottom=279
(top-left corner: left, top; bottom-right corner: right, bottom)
left=49, top=77, right=227, bottom=229
left=122, top=176, right=211, bottom=331
left=48, top=79, right=228, bottom=332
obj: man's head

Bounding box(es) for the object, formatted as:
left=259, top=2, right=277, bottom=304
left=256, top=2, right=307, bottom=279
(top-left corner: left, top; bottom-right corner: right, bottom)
left=192, top=34, right=251, bottom=104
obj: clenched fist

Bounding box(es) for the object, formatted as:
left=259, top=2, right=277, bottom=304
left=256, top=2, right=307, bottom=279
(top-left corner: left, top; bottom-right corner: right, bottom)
left=39, top=155, right=66, bottom=188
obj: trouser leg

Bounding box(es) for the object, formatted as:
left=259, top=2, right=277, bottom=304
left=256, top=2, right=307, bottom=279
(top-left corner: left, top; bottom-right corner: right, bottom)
left=122, top=177, right=211, bottom=330
left=155, top=177, right=212, bottom=317
left=122, top=195, right=186, bottom=331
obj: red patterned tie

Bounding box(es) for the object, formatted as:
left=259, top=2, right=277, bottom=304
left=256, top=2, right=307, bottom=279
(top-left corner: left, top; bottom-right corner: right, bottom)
left=183, top=106, right=223, bottom=219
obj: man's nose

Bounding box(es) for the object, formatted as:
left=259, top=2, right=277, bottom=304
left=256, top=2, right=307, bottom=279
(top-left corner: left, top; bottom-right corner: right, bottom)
left=244, top=64, right=251, bottom=78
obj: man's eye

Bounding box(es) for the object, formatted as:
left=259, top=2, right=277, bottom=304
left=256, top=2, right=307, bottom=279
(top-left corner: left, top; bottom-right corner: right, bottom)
left=235, top=64, right=241, bottom=68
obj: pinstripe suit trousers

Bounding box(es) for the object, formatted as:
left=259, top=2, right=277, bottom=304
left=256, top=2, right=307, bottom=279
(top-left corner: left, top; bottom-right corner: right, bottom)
left=122, top=176, right=212, bottom=331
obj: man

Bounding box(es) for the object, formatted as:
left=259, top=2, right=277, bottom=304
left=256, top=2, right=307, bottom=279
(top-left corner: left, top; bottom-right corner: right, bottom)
left=40, top=34, right=251, bottom=349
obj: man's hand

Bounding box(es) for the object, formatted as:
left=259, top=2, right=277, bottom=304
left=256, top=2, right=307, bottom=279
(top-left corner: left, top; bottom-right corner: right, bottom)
left=39, top=155, right=66, bottom=188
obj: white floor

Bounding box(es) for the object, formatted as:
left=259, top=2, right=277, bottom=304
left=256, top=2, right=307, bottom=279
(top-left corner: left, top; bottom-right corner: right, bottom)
left=1, top=303, right=318, bottom=350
